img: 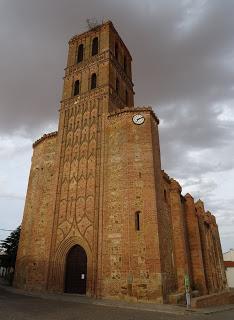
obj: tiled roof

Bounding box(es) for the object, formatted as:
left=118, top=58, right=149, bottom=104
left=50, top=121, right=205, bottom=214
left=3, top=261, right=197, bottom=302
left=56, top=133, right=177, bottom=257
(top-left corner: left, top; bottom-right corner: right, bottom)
left=224, top=261, right=234, bottom=268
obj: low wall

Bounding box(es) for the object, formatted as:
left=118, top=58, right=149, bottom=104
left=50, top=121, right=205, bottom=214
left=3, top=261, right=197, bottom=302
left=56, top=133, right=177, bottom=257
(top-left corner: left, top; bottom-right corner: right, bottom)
left=191, top=291, right=234, bottom=308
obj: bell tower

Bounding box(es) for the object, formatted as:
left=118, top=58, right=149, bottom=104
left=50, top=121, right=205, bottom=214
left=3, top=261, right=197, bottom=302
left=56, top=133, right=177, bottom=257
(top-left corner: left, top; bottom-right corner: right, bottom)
left=61, top=20, right=134, bottom=112
left=47, top=21, right=134, bottom=294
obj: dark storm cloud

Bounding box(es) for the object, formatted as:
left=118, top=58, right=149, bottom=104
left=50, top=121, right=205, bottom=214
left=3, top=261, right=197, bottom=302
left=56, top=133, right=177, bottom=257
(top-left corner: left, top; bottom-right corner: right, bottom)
left=0, top=0, right=234, bottom=177
left=0, top=0, right=111, bottom=135
left=0, top=0, right=234, bottom=250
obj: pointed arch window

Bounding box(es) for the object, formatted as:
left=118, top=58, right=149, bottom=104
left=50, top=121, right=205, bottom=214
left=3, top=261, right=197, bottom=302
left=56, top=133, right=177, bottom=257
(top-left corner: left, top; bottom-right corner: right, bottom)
left=91, top=73, right=97, bottom=90
left=116, top=78, right=119, bottom=94
left=77, top=44, right=84, bottom=63
left=92, top=37, right=98, bottom=56
left=74, top=80, right=80, bottom=96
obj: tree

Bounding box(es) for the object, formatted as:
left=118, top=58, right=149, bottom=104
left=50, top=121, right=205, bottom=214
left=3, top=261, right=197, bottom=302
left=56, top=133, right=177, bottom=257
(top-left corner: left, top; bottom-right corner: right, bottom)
left=0, top=226, right=21, bottom=269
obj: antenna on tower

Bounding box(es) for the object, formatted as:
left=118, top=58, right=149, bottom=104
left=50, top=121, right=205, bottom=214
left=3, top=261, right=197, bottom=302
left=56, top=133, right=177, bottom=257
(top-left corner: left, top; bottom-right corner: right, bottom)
left=86, top=18, right=100, bottom=30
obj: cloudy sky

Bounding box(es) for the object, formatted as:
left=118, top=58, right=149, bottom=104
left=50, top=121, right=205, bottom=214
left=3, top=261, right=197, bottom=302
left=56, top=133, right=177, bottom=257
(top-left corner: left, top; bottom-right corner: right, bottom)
left=0, top=0, right=233, bottom=252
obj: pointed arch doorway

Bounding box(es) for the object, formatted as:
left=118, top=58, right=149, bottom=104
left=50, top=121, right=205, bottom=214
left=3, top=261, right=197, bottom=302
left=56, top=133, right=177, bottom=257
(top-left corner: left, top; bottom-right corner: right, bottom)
left=64, top=244, right=87, bottom=294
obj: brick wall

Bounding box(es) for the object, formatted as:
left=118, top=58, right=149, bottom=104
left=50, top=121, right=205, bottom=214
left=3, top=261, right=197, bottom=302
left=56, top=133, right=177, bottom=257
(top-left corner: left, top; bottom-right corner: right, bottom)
left=102, top=108, right=167, bottom=302
left=14, top=133, right=57, bottom=291
left=184, top=194, right=207, bottom=294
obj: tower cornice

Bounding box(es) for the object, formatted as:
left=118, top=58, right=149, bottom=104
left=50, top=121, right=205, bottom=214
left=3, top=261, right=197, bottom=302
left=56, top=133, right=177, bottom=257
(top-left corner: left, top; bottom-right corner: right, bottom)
left=59, top=86, right=109, bottom=110
left=68, top=20, right=132, bottom=60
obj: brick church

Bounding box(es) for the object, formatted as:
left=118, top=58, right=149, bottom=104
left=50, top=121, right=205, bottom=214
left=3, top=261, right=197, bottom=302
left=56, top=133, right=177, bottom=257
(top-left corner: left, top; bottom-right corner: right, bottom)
left=14, top=21, right=227, bottom=303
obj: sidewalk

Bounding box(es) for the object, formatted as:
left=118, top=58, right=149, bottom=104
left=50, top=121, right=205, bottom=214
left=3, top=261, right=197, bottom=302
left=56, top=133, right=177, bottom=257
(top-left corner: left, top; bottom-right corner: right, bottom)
left=1, top=278, right=234, bottom=315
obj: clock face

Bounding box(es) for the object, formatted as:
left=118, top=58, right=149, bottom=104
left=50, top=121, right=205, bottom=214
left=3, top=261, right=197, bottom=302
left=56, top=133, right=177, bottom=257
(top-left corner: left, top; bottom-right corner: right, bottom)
left=132, top=114, right=145, bottom=125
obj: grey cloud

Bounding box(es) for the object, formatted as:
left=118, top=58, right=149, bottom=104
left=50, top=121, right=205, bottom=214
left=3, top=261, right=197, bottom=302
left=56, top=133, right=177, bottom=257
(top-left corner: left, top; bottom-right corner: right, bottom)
left=0, top=0, right=234, bottom=136
left=0, top=0, right=110, bottom=134
left=0, top=0, right=234, bottom=248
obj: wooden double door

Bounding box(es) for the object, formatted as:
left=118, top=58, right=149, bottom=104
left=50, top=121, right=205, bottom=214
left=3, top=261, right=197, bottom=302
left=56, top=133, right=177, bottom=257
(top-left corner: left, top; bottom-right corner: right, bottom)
left=65, top=245, right=87, bottom=294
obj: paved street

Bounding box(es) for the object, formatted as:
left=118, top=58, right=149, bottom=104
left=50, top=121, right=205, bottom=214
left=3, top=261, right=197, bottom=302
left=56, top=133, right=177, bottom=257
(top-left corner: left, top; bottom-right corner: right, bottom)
left=1, top=285, right=234, bottom=320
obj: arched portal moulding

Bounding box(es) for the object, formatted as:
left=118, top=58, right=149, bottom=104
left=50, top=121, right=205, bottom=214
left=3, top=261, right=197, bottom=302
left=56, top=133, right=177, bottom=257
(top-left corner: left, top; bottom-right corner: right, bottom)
left=48, top=236, right=93, bottom=295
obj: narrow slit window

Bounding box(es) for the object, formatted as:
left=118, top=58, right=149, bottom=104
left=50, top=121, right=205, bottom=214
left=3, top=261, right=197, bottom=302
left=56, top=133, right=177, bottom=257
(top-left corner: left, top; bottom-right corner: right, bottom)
left=91, top=73, right=97, bottom=90
left=77, top=44, right=84, bottom=63
left=124, top=56, right=127, bottom=72
left=164, top=190, right=167, bottom=202
left=115, top=43, right=119, bottom=61
left=74, top=80, right=80, bottom=96
left=125, top=90, right=129, bottom=106
left=92, top=37, right=98, bottom=56
left=135, top=211, right=140, bottom=231
left=116, top=78, right=119, bottom=94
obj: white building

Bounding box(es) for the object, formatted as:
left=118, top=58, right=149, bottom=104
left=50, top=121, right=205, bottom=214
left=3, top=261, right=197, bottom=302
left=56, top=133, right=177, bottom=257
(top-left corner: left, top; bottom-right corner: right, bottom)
left=223, top=249, right=234, bottom=288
